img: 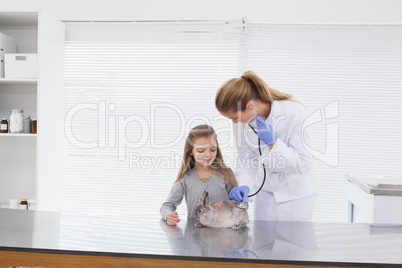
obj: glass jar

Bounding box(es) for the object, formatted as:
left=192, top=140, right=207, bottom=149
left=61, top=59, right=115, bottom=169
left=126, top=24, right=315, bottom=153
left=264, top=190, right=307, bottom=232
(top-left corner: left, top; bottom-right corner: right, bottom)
left=9, top=109, right=24, bottom=133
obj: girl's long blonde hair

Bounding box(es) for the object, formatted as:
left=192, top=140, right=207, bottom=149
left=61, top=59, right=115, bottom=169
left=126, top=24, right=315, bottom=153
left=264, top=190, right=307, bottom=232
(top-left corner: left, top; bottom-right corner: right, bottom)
left=215, top=70, right=299, bottom=113
left=174, top=124, right=237, bottom=188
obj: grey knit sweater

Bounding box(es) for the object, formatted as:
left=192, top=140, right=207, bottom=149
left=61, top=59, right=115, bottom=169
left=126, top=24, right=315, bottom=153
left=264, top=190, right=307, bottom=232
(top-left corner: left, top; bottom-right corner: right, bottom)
left=160, top=168, right=235, bottom=220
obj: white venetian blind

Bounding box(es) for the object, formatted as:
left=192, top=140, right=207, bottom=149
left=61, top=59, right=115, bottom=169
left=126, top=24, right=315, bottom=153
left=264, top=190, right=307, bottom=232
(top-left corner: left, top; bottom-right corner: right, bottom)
left=63, top=22, right=402, bottom=222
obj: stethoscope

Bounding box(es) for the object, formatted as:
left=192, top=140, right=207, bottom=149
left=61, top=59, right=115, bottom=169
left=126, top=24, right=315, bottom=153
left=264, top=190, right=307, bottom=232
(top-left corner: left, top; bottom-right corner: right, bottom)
left=237, top=105, right=267, bottom=209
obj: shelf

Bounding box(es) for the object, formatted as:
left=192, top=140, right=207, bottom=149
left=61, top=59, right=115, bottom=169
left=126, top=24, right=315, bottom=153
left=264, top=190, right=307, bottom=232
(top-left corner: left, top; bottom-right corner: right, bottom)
left=0, top=11, right=38, bottom=26
left=0, top=11, right=64, bottom=211
left=0, top=133, right=37, bottom=137
left=0, top=78, right=37, bottom=86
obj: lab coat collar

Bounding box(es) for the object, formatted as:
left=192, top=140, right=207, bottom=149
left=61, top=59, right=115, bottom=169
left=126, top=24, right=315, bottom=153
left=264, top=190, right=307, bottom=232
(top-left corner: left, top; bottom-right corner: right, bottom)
left=267, top=101, right=279, bottom=124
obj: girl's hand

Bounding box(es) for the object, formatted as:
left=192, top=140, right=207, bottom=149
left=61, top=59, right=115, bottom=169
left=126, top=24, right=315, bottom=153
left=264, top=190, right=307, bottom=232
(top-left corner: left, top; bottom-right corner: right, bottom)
left=167, top=212, right=181, bottom=225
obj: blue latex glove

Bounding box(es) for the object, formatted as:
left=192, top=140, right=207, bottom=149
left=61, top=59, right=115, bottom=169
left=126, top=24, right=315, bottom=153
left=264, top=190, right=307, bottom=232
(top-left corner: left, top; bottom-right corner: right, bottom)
left=229, top=186, right=250, bottom=203
left=256, top=117, right=277, bottom=146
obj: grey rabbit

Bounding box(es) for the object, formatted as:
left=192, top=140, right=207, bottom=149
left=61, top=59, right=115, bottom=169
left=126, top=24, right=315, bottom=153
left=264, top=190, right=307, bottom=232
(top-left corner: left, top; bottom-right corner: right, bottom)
left=194, top=191, right=249, bottom=229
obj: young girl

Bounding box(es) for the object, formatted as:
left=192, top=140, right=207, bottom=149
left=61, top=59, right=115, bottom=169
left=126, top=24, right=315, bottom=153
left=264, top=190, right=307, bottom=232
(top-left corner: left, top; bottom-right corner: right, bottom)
left=160, top=124, right=237, bottom=226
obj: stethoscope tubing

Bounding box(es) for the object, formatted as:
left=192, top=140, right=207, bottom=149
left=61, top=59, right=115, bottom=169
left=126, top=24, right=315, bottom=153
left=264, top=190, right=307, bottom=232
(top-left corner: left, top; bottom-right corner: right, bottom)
left=247, top=124, right=266, bottom=197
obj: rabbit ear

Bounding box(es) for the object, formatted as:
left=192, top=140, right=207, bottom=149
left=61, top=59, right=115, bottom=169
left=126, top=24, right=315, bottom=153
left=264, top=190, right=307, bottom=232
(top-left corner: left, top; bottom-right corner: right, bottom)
left=199, top=191, right=208, bottom=206
left=202, top=191, right=211, bottom=207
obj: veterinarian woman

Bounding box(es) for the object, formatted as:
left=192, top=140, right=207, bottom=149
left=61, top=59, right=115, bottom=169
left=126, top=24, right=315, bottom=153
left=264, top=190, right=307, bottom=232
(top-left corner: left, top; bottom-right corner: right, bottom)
left=215, top=71, right=318, bottom=221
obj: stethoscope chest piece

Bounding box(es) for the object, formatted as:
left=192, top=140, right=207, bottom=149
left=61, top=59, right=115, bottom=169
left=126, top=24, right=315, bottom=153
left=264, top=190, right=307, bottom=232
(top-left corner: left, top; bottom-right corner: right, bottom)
left=237, top=201, right=249, bottom=209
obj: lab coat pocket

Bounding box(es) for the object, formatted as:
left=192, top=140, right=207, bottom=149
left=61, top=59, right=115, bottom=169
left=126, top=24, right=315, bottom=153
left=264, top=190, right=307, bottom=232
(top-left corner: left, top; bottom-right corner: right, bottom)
left=258, top=168, right=280, bottom=193
left=285, top=173, right=310, bottom=201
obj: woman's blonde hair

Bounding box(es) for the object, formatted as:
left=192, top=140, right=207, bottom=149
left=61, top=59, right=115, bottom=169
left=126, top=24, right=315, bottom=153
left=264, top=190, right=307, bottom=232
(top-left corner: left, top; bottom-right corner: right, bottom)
left=215, top=70, right=299, bottom=113
left=174, top=124, right=237, bottom=188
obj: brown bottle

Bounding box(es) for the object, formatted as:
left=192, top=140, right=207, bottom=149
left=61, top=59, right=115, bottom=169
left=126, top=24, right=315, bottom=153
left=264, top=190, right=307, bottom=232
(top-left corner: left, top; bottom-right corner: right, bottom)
left=19, top=199, right=28, bottom=210
left=32, top=119, right=37, bottom=134
left=0, top=118, right=8, bottom=133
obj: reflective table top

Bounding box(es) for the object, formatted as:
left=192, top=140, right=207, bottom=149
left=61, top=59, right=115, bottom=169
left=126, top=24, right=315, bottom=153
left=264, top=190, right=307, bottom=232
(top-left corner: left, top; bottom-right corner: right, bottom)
left=1, top=209, right=402, bottom=266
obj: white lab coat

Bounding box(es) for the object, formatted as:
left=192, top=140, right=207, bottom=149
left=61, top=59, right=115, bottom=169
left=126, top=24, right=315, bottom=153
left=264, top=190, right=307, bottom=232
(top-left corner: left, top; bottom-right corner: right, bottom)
left=234, top=100, right=318, bottom=221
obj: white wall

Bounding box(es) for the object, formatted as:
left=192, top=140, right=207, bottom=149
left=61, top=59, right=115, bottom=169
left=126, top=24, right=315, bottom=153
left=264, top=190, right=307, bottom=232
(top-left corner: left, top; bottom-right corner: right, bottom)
left=2, top=0, right=402, bottom=24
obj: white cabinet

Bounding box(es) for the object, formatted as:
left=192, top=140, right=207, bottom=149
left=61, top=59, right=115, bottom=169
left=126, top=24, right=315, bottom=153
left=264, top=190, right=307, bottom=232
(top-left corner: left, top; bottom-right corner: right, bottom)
left=347, top=174, right=402, bottom=224
left=0, top=11, right=65, bottom=211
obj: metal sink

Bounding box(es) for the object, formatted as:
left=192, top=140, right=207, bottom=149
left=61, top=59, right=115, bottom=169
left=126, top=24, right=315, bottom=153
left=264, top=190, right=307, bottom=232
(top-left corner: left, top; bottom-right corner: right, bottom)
left=347, top=174, right=402, bottom=196
left=367, top=183, right=402, bottom=196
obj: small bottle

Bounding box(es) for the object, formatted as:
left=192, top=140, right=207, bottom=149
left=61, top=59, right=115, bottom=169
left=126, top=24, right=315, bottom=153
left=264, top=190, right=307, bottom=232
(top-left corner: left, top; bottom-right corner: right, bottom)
left=32, top=119, right=37, bottom=134
left=0, top=118, right=8, bottom=133
left=24, top=115, right=32, bottom=133
left=28, top=199, right=36, bottom=210
left=19, top=199, right=28, bottom=210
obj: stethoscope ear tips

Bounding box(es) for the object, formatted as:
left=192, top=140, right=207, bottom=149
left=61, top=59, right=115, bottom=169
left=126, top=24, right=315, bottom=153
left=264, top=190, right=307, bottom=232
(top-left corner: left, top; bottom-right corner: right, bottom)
left=249, top=106, right=260, bottom=118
